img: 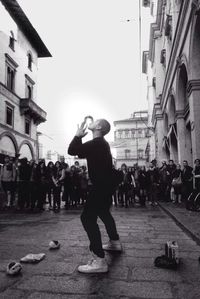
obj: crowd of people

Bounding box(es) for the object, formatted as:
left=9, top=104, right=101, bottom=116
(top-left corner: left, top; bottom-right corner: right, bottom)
left=116, top=159, right=200, bottom=207
left=0, top=155, right=200, bottom=212
left=0, top=156, right=90, bottom=212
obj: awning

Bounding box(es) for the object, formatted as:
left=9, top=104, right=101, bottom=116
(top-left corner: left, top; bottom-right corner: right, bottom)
left=167, top=124, right=177, bottom=140
left=162, top=136, right=170, bottom=150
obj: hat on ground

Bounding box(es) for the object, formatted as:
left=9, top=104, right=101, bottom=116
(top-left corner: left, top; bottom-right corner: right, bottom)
left=49, top=240, right=60, bottom=250
left=6, top=261, right=22, bottom=276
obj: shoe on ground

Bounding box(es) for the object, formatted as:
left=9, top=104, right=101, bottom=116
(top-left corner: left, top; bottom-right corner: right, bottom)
left=49, top=240, right=60, bottom=250
left=6, top=261, right=22, bottom=275
left=78, top=256, right=108, bottom=273
left=103, top=240, right=122, bottom=252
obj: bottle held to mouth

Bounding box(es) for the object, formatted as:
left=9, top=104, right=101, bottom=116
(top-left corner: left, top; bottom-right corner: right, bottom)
left=83, top=115, right=94, bottom=128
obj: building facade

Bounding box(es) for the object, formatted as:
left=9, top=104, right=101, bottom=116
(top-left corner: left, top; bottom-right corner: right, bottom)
left=111, top=111, right=150, bottom=169
left=145, top=0, right=200, bottom=167
left=0, top=0, right=51, bottom=163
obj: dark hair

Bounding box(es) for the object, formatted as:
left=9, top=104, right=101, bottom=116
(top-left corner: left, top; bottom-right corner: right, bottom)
left=47, top=161, right=54, bottom=168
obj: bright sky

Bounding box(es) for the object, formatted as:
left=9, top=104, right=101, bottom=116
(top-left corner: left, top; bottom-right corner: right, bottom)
left=18, top=0, right=151, bottom=155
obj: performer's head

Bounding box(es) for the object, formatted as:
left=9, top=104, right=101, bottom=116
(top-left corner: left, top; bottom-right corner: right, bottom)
left=88, top=119, right=111, bottom=136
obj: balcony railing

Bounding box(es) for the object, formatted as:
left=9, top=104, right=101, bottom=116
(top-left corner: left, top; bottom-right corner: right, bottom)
left=20, top=98, right=47, bottom=124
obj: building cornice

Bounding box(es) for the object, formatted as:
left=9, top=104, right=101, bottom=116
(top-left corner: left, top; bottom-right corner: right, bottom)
left=1, top=0, right=52, bottom=58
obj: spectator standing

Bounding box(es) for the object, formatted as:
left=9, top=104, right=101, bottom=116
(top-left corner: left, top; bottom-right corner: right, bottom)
left=46, top=161, right=55, bottom=209
left=194, top=159, right=200, bottom=192
left=166, top=159, right=176, bottom=201
left=0, top=155, right=16, bottom=208
left=29, top=160, right=39, bottom=211
left=52, top=161, right=65, bottom=212
left=70, top=165, right=81, bottom=207
left=146, top=162, right=159, bottom=206
left=37, top=159, right=48, bottom=211
left=159, top=161, right=170, bottom=202
left=182, top=160, right=193, bottom=202
left=17, top=158, right=31, bottom=210
left=172, top=164, right=182, bottom=204
left=62, top=163, right=71, bottom=210
left=138, top=166, right=147, bottom=207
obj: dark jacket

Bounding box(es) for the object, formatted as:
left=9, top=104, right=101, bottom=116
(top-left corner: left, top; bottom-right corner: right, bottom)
left=68, top=136, right=113, bottom=188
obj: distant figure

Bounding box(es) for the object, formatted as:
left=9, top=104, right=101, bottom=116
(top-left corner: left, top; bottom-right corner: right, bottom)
left=68, top=118, right=122, bottom=273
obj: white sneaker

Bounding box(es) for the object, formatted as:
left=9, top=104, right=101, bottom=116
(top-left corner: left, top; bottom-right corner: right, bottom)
left=78, top=256, right=108, bottom=273
left=103, top=240, right=122, bottom=252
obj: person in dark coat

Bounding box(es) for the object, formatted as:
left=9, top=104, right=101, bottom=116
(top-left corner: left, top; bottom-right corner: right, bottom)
left=146, top=162, right=159, bottom=206
left=138, top=166, right=147, bottom=206
left=181, top=160, right=193, bottom=202
left=68, top=118, right=121, bottom=273
left=17, top=158, right=31, bottom=210
left=194, top=159, right=200, bottom=192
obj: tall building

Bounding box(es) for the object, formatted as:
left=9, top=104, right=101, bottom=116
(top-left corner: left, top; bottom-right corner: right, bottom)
left=111, top=111, right=150, bottom=169
left=145, top=0, right=200, bottom=167
left=0, top=0, right=51, bottom=163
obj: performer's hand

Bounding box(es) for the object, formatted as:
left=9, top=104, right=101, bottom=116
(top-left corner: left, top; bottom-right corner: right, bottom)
left=75, top=121, right=88, bottom=138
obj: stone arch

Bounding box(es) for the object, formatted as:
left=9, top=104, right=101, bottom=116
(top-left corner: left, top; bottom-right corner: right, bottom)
left=189, top=11, right=200, bottom=79
left=19, top=140, right=35, bottom=160
left=176, top=62, right=189, bottom=110
left=176, top=60, right=193, bottom=165
left=0, top=131, right=18, bottom=156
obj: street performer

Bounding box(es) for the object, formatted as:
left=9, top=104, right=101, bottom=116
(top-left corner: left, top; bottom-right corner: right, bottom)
left=68, top=117, right=122, bottom=273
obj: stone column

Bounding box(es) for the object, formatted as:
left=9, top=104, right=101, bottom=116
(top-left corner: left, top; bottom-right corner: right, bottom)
left=176, top=110, right=191, bottom=165
left=187, top=80, right=200, bottom=161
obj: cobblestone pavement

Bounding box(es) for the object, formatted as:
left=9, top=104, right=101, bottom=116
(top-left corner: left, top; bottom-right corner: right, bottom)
left=159, top=202, right=200, bottom=245
left=0, top=205, right=200, bottom=299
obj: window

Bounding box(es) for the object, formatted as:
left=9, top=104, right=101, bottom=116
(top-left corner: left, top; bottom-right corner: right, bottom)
left=25, top=74, right=35, bottom=99
left=9, top=31, right=15, bottom=51
left=131, top=129, right=135, bottom=138
left=28, top=52, right=33, bottom=70
left=165, top=15, right=172, bottom=41
left=118, top=130, right=122, bottom=139
left=150, top=1, right=154, bottom=16
left=7, top=67, right=15, bottom=91
left=152, top=77, right=156, bottom=88
left=27, top=85, right=32, bottom=99
left=142, top=0, right=150, bottom=7
left=5, top=54, right=18, bottom=92
left=6, top=106, right=13, bottom=126
left=160, top=49, right=166, bottom=67
left=138, top=149, right=144, bottom=159
left=25, top=119, right=31, bottom=135
left=142, top=51, right=148, bottom=74
left=125, top=149, right=131, bottom=159
left=125, top=130, right=129, bottom=138
left=138, top=129, right=143, bottom=137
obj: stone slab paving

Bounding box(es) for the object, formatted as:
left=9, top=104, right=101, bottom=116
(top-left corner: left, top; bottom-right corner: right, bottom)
left=0, top=206, right=200, bottom=298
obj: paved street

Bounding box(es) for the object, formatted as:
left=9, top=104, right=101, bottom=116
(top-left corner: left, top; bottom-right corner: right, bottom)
left=0, top=205, right=200, bottom=299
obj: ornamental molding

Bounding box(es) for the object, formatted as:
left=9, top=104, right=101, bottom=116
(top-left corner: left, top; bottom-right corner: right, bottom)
left=187, top=79, right=200, bottom=97
left=175, top=109, right=185, bottom=120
